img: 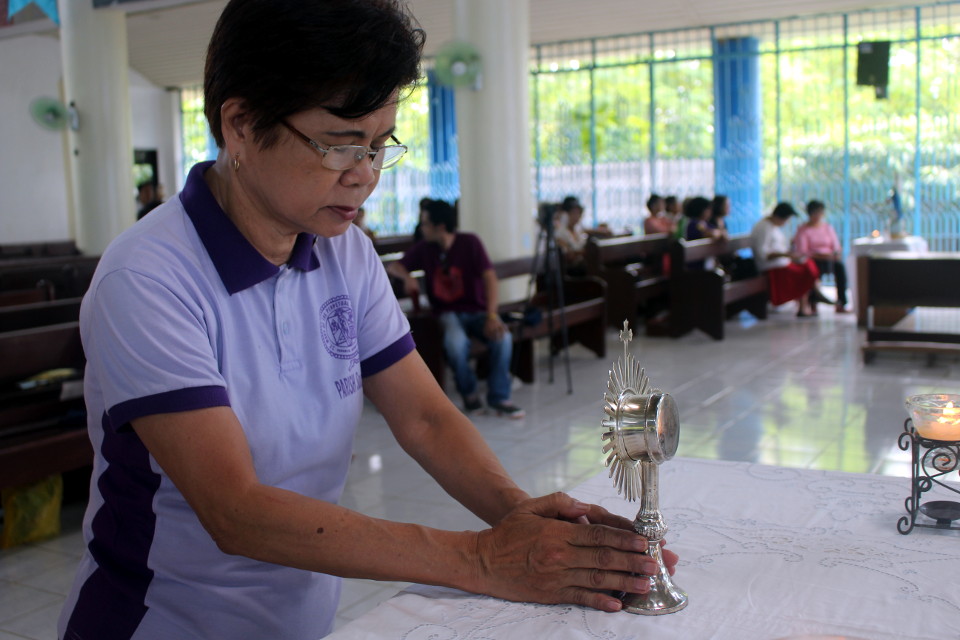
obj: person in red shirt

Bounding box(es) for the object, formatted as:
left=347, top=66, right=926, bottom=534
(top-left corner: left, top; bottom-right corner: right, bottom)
left=644, top=194, right=676, bottom=235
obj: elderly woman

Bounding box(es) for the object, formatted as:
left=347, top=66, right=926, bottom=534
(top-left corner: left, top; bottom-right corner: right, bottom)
left=58, top=1, right=675, bottom=638
left=794, top=200, right=848, bottom=313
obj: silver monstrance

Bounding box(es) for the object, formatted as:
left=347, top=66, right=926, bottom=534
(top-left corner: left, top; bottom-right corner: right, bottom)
left=601, top=320, right=687, bottom=614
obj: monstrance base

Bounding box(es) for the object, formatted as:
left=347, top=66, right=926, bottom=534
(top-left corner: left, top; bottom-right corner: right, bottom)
left=618, top=543, right=688, bottom=615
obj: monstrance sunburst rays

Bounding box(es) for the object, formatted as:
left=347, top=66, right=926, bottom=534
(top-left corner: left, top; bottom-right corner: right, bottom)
left=602, top=320, right=657, bottom=502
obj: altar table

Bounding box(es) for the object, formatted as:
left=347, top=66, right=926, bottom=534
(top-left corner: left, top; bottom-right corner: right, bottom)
left=850, top=235, right=929, bottom=325
left=328, top=458, right=959, bottom=640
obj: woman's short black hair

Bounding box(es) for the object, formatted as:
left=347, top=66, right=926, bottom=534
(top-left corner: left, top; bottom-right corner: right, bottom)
left=560, top=196, right=583, bottom=212
left=806, top=200, right=826, bottom=216
left=204, top=0, right=425, bottom=149
left=711, top=195, right=729, bottom=217
left=683, top=196, right=712, bottom=220
left=425, top=199, right=457, bottom=233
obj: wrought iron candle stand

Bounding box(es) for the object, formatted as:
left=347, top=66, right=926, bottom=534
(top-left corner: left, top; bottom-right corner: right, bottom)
left=897, top=419, right=960, bottom=535
left=600, top=321, right=687, bottom=615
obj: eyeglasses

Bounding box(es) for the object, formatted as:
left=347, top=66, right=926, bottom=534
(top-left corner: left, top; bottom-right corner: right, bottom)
left=281, top=121, right=407, bottom=171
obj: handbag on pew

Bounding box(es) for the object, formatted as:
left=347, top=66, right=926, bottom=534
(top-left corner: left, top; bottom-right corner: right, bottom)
left=502, top=304, right=543, bottom=327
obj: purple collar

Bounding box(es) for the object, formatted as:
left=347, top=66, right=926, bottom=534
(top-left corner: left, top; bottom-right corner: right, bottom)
left=179, top=161, right=320, bottom=294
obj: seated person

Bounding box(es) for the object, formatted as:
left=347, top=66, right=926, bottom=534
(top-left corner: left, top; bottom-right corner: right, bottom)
left=136, top=181, right=163, bottom=220
left=553, top=196, right=612, bottom=274
left=794, top=200, right=848, bottom=313
left=388, top=200, right=524, bottom=418
left=643, top=193, right=676, bottom=235
left=684, top=196, right=724, bottom=241
left=681, top=196, right=724, bottom=270
left=664, top=195, right=684, bottom=240
left=412, top=197, right=433, bottom=242
left=664, top=195, right=680, bottom=217
left=709, top=195, right=731, bottom=238
left=352, top=206, right=376, bottom=240
left=750, top=202, right=820, bottom=317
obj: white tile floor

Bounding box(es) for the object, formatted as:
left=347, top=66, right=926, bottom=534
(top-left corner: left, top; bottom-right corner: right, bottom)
left=2, top=296, right=958, bottom=638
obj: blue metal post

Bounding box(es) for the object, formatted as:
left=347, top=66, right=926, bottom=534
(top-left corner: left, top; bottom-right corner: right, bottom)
left=775, top=23, right=782, bottom=205
left=589, top=39, right=599, bottom=226
left=534, top=47, right=542, bottom=205
left=713, top=36, right=762, bottom=233
left=842, top=16, right=851, bottom=256
left=914, top=8, right=922, bottom=238
left=426, top=70, right=459, bottom=202
left=649, top=34, right=656, bottom=195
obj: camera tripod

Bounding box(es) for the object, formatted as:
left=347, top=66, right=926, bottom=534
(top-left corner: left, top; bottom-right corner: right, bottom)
left=525, top=204, right=572, bottom=394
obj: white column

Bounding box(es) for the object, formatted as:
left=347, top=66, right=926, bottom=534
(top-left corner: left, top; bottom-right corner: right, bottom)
left=453, top=0, right=534, bottom=261
left=60, top=2, right=134, bottom=255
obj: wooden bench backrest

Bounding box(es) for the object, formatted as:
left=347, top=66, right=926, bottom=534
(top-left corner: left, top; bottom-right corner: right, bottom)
left=0, top=284, right=53, bottom=308
left=866, top=252, right=960, bottom=307
left=676, top=233, right=752, bottom=266
left=0, top=254, right=98, bottom=271
left=0, top=240, right=80, bottom=260
left=373, top=235, right=415, bottom=256
left=0, top=256, right=100, bottom=299
left=0, top=297, right=83, bottom=332
left=0, top=322, right=84, bottom=387
left=585, top=234, right=671, bottom=271
left=382, top=254, right=536, bottom=290
left=493, top=256, right=536, bottom=281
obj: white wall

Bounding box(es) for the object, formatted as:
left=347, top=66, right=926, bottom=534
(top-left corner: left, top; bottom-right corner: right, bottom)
left=0, top=34, right=179, bottom=245
left=0, top=34, right=71, bottom=243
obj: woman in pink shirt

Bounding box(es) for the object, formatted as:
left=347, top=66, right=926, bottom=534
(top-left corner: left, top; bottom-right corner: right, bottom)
left=793, top=200, right=848, bottom=312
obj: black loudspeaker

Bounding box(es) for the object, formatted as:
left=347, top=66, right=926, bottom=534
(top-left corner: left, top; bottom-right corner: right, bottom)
left=857, top=41, right=890, bottom=87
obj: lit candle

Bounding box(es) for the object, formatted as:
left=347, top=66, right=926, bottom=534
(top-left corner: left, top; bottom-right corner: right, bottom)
left=915, top=401, right=960, bottom=441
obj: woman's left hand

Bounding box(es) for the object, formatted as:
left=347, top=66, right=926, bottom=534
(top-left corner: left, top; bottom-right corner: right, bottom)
left=484, top=314, right=507, bottom=340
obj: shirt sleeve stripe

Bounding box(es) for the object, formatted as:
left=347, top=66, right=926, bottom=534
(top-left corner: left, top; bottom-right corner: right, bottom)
left=108, top=385, right=231, bottom=432
left=360, top=333, right=415, bottom=378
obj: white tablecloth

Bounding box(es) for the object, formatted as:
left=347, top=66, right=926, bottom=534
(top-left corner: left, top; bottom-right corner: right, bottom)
left=328, top=458, right=960, bottom=640
left=851, top=235, right=929, bottom=256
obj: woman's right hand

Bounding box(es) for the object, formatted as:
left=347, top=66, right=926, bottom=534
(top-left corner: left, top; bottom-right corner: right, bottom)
left=471, top=492, right=678, bottom=613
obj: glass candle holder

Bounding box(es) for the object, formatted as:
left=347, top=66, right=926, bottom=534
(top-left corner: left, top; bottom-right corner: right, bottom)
left=906, top=394, right=960, bottom=441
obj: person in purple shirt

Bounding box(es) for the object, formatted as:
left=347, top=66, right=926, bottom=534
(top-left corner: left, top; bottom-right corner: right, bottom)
left=388, top=199, right=524, bottom=418
left=58, top=1, right=676, bottom=638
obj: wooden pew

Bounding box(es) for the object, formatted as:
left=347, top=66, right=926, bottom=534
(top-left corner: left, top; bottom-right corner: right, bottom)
left=0, top=240, right=80, bottom=260
left=584, top=233, right=672, bottom=331
left=397, top=256, right=607, bottom=390
left=860, top=251, right=960, bottom=363
left=668, top=234, right=768, bottom=340
left=373, top=234, right=415, bottom=256
left=0, top=255, right=100, bottom=300
left=0, top=322, right=91, bottom=490
left=0, top=297, right=83, bottom=333
left=0, top=281, right=54, bottom=308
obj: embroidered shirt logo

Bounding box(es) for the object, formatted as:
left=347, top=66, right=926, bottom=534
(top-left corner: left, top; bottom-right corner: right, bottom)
left=319, top=295, right=358, bottom=361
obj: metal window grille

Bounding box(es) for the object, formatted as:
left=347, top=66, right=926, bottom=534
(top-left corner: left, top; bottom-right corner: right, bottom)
left=176, top=3, right=960, bottom=248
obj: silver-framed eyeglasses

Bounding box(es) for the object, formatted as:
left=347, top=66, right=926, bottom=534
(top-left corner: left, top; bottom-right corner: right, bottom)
left=281, top=121, right=407, bottom=171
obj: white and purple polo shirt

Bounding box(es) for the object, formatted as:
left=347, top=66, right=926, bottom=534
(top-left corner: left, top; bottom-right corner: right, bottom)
left=58, top=161, right=414, bottom=640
